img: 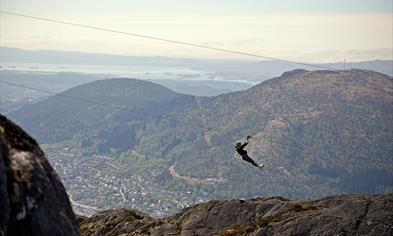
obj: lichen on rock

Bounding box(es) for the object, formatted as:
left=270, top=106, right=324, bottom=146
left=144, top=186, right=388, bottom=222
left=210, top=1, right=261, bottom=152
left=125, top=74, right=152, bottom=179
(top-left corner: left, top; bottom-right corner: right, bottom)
left=0, top=114, right=80, bottom=236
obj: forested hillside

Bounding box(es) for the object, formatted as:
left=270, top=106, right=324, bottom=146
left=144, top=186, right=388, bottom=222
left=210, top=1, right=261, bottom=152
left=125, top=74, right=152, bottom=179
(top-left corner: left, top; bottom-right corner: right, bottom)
left=10, top=78, right=195, bottom=152
left=10, top=69, right=393, bottom=204
left=130, top=69, right=393, bottom=199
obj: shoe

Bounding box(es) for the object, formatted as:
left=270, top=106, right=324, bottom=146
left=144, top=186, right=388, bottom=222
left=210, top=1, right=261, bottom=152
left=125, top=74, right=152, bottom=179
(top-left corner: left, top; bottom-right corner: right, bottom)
left=258, top=164, right=264, bottom=169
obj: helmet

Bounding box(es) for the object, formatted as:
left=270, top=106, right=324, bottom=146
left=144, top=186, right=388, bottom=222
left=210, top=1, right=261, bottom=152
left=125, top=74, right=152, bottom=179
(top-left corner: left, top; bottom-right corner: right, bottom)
left=236, top=140, right=242, bottom=145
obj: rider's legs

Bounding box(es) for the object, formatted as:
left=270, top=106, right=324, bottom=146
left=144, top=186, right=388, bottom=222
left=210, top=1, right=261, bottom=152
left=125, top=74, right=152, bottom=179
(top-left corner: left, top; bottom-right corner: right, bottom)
left=241, top=154, right=259, bottom=167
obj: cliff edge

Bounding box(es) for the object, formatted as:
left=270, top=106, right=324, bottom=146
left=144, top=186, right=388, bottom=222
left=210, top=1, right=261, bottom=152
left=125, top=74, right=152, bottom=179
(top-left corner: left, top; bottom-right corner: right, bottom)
left=0, top=114, right=80, bottom=236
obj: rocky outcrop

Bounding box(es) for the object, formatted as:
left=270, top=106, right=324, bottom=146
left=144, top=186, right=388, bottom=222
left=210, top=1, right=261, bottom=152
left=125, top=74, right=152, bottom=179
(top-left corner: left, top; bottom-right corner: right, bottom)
left=0, top=115, right=80, bottom=236
left=79, top=194, right=393, bottom=236
left=79, top=209, right=160, bottom=236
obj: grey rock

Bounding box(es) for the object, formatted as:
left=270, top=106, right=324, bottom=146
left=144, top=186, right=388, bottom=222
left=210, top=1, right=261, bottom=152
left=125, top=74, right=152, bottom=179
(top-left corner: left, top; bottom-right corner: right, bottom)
left=80, top=194, right=393, bottom=236
left=0, top=114, right=80, bottom=236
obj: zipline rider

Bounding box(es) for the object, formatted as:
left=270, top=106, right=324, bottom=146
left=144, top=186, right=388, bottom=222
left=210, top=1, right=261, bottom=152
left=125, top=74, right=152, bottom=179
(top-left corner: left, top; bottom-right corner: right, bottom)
left=235, top=136, right=264, bottom=169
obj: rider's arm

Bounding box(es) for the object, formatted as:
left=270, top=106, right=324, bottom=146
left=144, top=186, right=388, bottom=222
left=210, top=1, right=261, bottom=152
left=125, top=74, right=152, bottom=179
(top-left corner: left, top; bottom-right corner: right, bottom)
left=240, top=141, right=248, bottom=149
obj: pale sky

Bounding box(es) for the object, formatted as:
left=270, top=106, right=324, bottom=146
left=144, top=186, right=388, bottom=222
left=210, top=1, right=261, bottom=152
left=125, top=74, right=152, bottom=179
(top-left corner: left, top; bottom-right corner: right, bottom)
left=0, top=0, right=392, bottom=62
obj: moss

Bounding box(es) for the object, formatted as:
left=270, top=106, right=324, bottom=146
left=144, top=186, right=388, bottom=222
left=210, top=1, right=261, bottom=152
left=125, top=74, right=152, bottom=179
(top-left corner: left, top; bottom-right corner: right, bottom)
left=258, top=213, right=285, bottom=227
left=123, top=215, right=137, bottom=222
left=80, top=221, right=108, bottom=236
left=217, top=213, right=285, bottom=236
left=218, top=202, right=319, bottom=235
left=293, top=203, right=318, bottom=212
left=217, top=222, right=259, bottom=236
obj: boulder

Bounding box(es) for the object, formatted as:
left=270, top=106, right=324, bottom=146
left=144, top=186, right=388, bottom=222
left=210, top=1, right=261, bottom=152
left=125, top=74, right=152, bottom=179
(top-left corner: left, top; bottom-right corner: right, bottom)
left=0, top=115, right=80, bottom=236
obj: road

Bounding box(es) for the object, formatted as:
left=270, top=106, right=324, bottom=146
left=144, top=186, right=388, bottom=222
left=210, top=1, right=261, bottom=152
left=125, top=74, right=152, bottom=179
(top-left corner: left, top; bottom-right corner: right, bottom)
left=169, top=165, right=225, bottom=185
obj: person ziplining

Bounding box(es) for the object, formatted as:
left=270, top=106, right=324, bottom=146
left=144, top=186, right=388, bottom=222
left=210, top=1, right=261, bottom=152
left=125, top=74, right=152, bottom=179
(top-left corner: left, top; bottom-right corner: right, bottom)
left=235, top=136, right=264, bottom=169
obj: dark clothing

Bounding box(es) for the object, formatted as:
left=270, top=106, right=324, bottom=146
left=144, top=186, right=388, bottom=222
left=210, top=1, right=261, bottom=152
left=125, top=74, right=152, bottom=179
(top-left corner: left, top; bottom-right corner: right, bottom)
left=241, top=154, right=259, bottom=167
left=236, top=142, right=248, bottom=156
left=236, top=142, right=259, bottom=167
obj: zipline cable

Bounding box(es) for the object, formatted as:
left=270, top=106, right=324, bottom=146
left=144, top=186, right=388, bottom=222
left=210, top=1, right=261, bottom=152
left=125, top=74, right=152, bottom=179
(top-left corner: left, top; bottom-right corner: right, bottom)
left=0, top=80, right=302, bottom=149
left=0, top=80, right=215, bottom=131
left=0, top=10, right=338, bottom=71
left=0, top=10, right=362, bottom=150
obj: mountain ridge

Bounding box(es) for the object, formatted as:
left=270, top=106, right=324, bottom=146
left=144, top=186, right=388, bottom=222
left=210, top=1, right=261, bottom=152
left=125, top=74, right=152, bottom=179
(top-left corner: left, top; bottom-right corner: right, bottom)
left=2, top=47, right=392, bottom=77
left=10, top=78, right=196, bottom=150
left=8, top=68, right=393, bottom=216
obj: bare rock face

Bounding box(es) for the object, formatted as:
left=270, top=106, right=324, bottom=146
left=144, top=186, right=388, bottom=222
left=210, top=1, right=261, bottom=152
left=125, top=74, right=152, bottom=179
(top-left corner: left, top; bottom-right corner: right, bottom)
left=79, top=209, right=159, bottom=236
left=0, top=115, right=80, bottom=236
left=79, top=194, right=393, bottom=236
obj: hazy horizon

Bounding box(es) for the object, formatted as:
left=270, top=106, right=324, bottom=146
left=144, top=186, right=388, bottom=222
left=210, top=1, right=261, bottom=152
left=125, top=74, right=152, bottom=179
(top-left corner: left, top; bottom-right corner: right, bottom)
left=1, top=0, right=392, bottom=63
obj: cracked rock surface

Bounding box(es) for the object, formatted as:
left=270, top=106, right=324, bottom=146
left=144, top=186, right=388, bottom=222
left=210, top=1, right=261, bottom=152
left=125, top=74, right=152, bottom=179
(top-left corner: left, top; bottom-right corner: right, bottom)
left=0, top=115, right=80, bottom=236
left=79, top=194, right=393, bottom=236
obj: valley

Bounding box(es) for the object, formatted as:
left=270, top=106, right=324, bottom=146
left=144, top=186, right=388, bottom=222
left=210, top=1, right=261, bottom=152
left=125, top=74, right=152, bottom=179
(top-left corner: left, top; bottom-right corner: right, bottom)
left=44, top=145, right=205, bottom=217
left=6, top=69, right=392, bottom=218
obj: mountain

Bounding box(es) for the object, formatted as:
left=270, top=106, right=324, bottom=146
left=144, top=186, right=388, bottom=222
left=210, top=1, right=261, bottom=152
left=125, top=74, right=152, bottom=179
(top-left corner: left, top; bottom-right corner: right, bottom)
left=0, top=70, right=105, bottom=114
left=0, top=115, right=80, bottom=236
left=9, top=69, right=393, bottom=214
left=10, top=78, right=195, bottom=153
left=2, top=47, right=392, bottom=78
left=130, top=69, right=393, bottom=199
left=244, top=59, right=393, bottom=80
left=2, top=113, right=392, bottom=235
left=79, top=194, right=393, bottom=236
left=0, top=47, right=200, bottom=67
